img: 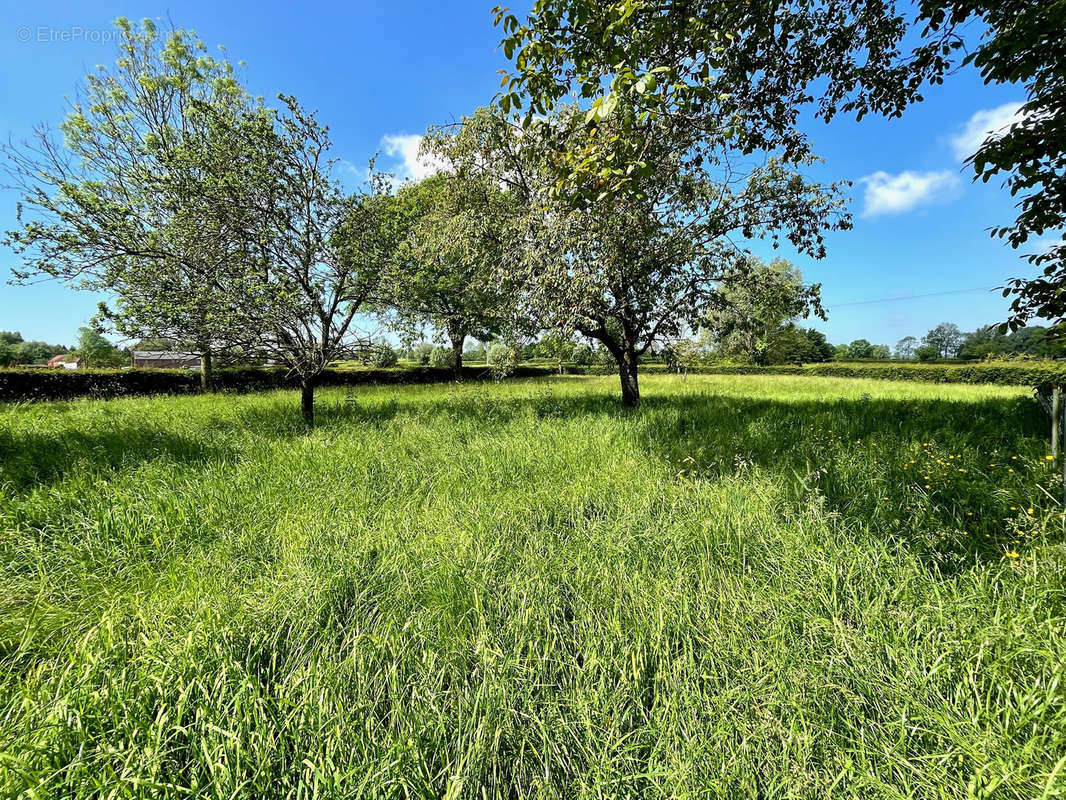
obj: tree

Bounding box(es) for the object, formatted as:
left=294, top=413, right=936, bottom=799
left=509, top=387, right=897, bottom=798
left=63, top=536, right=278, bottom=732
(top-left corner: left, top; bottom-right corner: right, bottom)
left=216, top=99, right=398, bottom=423
left=869, top=344, right=891, bottom=359
left=7, top=339, right=68, bottom=365
left=958, top=326, right=1004, bottom=359
left=535, top=333, right=575, bottom=374
left=2, top=19, right=257, bottom=392
left=494, top=1, right=972, bottom=204
left=764, top=326, right=834, bottom=364
left=384, top=167, right=520, bottom=379
left=496, top=1, right=1066, bottom=335
left=0, top=331, right=23, bottom=345
left=702, top=257, right=824, bottom=365
left=916, top=344, right=939, bottom=362
left=74, top=327, right=126, bottom=368
left=895, top=336, right=919, bottom=359
left=923, top=323, right=965, bottom=359
left=846, top=339, right=874, bottom=359
left=440, top=107, right=847, bottom=405
left=570, top=342, right=593, bottom=366
left=801, top=329, right=835, bottom=363
left=972, top=2, right=1066, bottom=335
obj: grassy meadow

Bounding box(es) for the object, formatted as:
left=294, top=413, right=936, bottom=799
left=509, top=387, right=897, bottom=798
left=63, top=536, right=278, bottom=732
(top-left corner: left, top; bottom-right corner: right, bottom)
left=1, top=374, right=1065, bottom=798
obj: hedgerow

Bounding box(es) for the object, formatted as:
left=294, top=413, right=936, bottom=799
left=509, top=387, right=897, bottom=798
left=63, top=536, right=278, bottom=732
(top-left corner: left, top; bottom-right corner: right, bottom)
left=671, top=361, right=1066, bottom=386
left=0, top=364, right=559, bottom=403
left=3, top=360, right=1062, bottom=403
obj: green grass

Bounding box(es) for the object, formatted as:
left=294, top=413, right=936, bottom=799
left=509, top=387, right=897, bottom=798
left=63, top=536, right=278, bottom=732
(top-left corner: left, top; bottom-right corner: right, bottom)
left=1, top=374, right=1064, bottom=798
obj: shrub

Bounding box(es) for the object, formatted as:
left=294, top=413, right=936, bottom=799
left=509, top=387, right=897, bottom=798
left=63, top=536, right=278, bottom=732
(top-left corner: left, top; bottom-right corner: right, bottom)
left=487, top=344, right=519, bottom=378
left=428, top=346, right=456, bottom=370
left=413, top=342, right=434, bottom=365
left=370, top=343, right=399, bottom=368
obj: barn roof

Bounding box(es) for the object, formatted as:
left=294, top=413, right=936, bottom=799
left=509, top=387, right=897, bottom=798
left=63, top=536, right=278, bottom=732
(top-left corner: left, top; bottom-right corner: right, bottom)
left=132, top=351, right=201, bottom=360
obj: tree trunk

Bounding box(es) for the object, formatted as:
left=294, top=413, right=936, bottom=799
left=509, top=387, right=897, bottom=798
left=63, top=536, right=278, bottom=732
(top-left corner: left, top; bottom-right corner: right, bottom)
left=301, top=379, right=316, bottom=425
left=618, top=346, right=640, bottom=408
left=450, top=333, right=465, bottom=380
left=200, top=347, right=213, bottom=393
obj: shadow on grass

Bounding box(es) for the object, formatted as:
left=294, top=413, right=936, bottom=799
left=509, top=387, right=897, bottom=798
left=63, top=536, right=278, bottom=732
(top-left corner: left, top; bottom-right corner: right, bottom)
left=0, top=426, right=235, bottom=491
left=319, top=384, right=1048, bottom=569
left=3, top=381, right=1049, bottom=568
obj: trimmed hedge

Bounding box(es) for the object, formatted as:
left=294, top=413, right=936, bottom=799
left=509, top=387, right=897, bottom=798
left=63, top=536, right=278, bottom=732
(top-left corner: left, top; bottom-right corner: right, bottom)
left=671, top=361, right=1066, bottom=386
left=0, top=364, right=559, bottom=403
left=3, top=359, right=1062, bottom=402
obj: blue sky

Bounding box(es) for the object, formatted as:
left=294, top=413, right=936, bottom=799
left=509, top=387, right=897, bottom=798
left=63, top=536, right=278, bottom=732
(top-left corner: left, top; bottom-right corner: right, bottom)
left=0, top=0, right=1050, bottom=348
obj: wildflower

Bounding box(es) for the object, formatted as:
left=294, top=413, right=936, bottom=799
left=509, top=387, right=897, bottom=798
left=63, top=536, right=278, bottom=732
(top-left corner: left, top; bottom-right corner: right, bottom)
left=1027, top=508, right=1034, bottom=514
left=1010, top=506, right=1017, bottom=510
left=1046, top=455, right=1055, bottom=461
left=1005, top=550, right=1020, bottom=559
left=1009, top=468, right=1015, bottom=473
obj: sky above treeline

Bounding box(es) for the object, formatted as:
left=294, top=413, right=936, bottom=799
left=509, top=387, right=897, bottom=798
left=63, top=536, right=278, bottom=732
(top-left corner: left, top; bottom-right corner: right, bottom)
left=0, top=0, right=1052, bottom=348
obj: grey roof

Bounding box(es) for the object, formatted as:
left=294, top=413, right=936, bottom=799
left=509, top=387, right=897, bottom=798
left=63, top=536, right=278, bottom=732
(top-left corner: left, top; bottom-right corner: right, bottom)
left=132, top=351, right=201, bottom=360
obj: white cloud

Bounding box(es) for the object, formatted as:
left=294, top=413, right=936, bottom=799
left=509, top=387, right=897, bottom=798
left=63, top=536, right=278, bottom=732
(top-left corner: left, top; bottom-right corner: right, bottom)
left=949, top=102, right=1026, bottom=161
left=380, top=134, right=447, bottom=182
left=859, top=170, right=961, bottom=217
left=1024, top=236, right=1065, bottom=256
left=334, top=159, right=367, bottom=186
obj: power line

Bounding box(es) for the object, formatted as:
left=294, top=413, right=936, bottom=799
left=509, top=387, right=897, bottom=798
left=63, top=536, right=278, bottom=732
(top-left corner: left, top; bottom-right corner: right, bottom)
left=832, top=286, right=997, bottom=308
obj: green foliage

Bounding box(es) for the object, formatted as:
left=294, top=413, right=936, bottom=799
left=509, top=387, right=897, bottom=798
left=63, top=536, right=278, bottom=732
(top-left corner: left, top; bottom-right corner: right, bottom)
left=763, top=325, right=835, bottom=364
left=413, top=342, right=434, bottom=365
left=487, top=343, right=519, bottom=378
left=704, top=258, right=825, bottom=364
left=445, top=104, right=848, bottom=405
left=972, top=2, right=1066, bottom=333
left=923, top=322, right=965, bottom=359
left=2, top=19, right=255, bottom=370
left=428, top=346, right=456, bottom=370
left=74, top=327, right=126, bottom=368
left=494, top=1, right=971, bottom=204
left=895, top=336, right=919, bottom=359
left=958, top=324, right=1066, bottom=360
left=681, top=361, right=1066, bottom=386
left=369, top=343, right=399, bottom=368
left=570, top=343, right=593, bottom=365
left=463, top=345, right=487, bottom=364
left=496, top=0, right=1065, bottom=335
left=383, top=164, right=521, bottom=370
left=916, top=345, right=940, bottom=362
left=0, top=331, right=67, bottom=365
left=0, top=364, right=563, bottom=402
left=1, top=375, right=1063, bottom=797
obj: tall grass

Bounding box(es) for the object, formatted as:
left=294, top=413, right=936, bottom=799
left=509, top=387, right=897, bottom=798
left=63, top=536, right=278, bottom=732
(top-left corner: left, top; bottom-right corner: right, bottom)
left=1, top=375, right=1064, bottom=798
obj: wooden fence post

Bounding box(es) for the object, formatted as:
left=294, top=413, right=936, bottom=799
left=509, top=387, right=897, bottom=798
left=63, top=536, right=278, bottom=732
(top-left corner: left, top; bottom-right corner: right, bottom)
left=1053, top=385, right=1061, bottom=461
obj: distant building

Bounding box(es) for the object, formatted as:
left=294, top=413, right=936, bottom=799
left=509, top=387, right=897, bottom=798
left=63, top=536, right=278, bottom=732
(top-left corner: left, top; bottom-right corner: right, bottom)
left=132, top=351, right=202, bottom=370
left=47, top=354, right=79, bottom=370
